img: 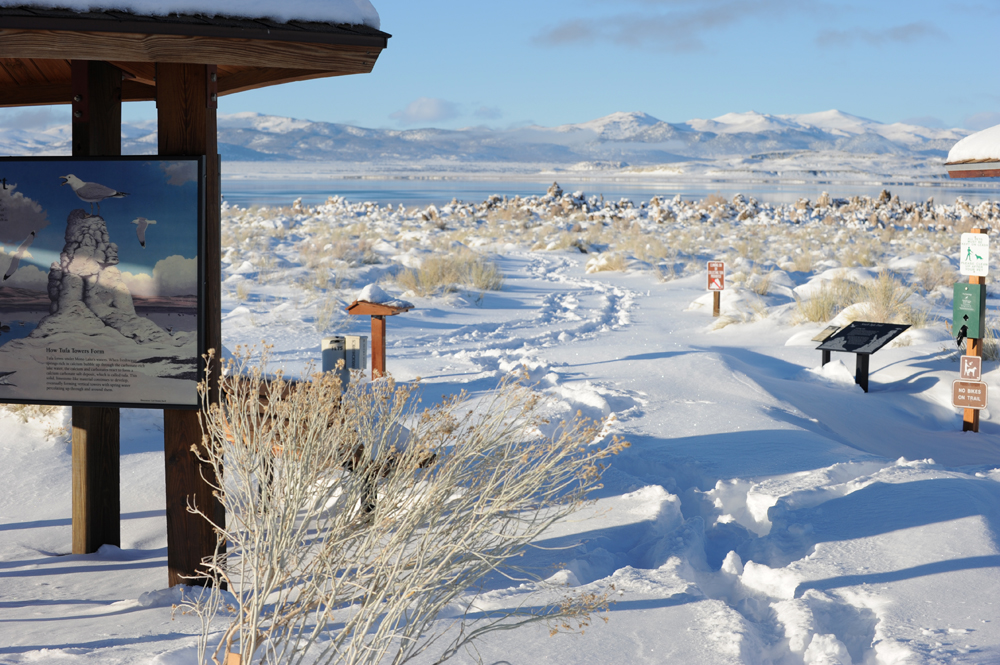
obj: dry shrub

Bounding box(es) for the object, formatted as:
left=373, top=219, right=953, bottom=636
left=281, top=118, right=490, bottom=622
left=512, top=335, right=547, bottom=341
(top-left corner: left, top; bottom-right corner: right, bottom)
left=394, top=252, right=503, bottom=296
left=853, top=270, right=928, bottom=326
left=914, top=258, right=957, bottom=293
left=798, top=271, right=929, bottom=327
left=699, top=193, right=727, bottom=210
left=795, top=277, right=862, bottom=323
left=791, top=251, right=814, bottom=273
left=587, top=252, right=630, bottom=273
left=183, top=351, right=627, bottom=665
left=838, top=239, right=881, bottom=267
left=748, top=270, right=774, bottom=296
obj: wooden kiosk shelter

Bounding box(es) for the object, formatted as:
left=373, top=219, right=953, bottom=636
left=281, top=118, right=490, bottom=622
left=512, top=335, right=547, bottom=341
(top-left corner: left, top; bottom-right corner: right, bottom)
left=0, top=5, right=389, bottom=586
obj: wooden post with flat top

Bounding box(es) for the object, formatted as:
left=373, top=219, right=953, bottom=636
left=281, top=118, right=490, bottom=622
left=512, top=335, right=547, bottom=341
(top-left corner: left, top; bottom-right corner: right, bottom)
left=71, top=60, right=122, bottom=554
left=371, top=315, right=386, bottom=379
left=157, top=62, right=224, bottom=586
left=964, top=227, right=987, bottom=433
left=346, top=301, right=413, bottom=380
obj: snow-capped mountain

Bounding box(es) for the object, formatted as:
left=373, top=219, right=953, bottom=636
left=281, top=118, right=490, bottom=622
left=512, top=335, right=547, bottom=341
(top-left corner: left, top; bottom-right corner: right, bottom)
left=0, top=109, right=969, bottom=168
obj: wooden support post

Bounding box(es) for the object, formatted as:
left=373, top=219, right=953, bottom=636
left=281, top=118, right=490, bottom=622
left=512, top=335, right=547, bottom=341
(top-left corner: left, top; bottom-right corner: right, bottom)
left=71, top=60, right=122, bottom=554
left=157, top=62, right=224, bottom=587
left=855, top=353, right=869, bottom=393
left=371, top=314, right=386, bottom=379
left=964, top=227, right=986, bottom=433
left=821, top=349, right=831, bottom=366
left=712, top=291, right=720, bottom=317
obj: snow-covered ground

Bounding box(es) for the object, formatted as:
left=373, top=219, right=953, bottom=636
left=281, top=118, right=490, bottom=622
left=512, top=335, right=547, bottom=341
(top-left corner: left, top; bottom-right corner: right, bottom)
left=2, top=187, right=1000, bottom=664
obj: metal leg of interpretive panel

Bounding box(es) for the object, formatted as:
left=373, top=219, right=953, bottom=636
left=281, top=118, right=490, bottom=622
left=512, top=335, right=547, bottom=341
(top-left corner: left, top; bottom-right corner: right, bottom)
left=158, top=62, right=224, bottom=587
left=821, top=350, right=831, bottom=366
left=855, top=353, right=869, bottom=393
left=71, top=60, right=122, bottom=554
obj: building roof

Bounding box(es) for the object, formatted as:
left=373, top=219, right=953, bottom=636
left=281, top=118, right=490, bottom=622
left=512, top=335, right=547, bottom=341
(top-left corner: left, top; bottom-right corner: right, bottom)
left=0, top=5, right=390, bottom=107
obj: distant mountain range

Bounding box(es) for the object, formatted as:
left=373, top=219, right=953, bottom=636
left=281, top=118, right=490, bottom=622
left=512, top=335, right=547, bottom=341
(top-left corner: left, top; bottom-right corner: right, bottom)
left=0, top=109, right=968, bottom=176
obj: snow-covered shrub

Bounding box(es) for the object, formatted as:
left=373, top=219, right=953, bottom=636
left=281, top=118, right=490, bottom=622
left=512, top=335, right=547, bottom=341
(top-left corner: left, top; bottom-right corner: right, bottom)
left=184, top=351, right=625, bottom=665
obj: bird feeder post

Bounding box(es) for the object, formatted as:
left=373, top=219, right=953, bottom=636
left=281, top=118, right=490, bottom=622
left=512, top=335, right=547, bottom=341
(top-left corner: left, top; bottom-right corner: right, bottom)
left=70, top=58, right=121, bottom=555
left=346, top=301, right=413, bottom=381
left=371, top=315, right=386, bottom=379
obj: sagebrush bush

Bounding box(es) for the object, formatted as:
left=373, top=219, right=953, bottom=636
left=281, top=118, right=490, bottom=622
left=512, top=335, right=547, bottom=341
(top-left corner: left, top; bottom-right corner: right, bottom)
left=394, top=251, right=503, bottom=296
left=184, top=350, right=626, bottom=665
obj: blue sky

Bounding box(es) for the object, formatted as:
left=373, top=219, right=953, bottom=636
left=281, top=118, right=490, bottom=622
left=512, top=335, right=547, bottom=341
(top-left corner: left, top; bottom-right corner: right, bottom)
left=3, top=0, right=998, bottom=132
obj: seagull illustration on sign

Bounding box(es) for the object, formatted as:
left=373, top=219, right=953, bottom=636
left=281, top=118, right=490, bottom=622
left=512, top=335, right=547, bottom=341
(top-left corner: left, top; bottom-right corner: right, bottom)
left=3, top=230, right=35, bottom=281
left=59, top=174, right=129, bottom=215
left=132, top=217, right=156, bottom=248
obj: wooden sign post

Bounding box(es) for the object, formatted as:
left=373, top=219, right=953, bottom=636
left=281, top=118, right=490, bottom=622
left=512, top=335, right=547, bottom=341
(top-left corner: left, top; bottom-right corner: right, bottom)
left=707, top=261, right=725, bottom=317
left=957, top=228, right=989, bottom=432
left=346, top=301, right=413, bottom=379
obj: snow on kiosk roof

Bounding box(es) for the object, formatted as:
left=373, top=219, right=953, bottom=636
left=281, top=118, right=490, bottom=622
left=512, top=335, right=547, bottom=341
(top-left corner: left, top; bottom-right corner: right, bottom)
left=945, top=123, right=1000, bottom=178
left=0, top=2, right=389, bottom=106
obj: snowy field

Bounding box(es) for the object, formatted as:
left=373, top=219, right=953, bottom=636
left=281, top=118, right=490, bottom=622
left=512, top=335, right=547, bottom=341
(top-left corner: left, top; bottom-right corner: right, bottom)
left=2, top=185, right=1000, bottom=664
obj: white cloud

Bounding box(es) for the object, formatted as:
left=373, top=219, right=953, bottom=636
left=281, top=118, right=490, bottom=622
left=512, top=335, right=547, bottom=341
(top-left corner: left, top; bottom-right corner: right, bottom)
left=121, top=255, right=197, bottom=297
left=390, top=98, right=460, bottom=126
left=0, top=186, right=49, bottom=246
left=0, top=259, right=47, bottom=291
left=160, top=161, right=197, bottom=186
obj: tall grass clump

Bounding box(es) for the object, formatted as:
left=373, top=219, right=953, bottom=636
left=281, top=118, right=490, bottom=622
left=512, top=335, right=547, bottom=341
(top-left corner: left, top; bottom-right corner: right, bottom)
left=796, top=271, right=930, bottom=327
left=394, top=251, right=503, bottom=296
left=914, top=257, right=957, bottom=293
left=795, top=277, right=861, bottom=323
left=183, top=350, right=627, bottom=665
left=853, top=270, right=928, bottom=326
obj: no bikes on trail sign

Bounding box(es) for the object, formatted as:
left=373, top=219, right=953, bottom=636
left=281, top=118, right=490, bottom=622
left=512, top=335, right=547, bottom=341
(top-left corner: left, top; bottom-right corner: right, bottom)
left=707, top=261, right=725, bottom=291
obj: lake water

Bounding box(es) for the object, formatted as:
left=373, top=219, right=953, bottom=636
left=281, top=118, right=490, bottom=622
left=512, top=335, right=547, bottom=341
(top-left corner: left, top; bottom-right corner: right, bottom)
left=221, top=176, right=1000, bottom=209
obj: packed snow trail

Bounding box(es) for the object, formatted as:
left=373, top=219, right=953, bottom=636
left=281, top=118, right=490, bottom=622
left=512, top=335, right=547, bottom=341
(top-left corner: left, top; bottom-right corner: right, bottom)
left=3, top=244, right=1000, bottom=663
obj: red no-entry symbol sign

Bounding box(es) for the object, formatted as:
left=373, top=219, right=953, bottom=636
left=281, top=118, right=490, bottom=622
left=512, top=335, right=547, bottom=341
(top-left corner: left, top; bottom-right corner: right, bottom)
left=707, top=261, right=725, bottom=291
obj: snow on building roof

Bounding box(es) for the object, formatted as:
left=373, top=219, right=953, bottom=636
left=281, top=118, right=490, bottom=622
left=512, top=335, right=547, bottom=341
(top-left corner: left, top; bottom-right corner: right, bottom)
left=945, top=123, right=1000, bottom=178
left=0, top=0, right=380, bottom=28
left=947, top=123, right=1000, bottom=164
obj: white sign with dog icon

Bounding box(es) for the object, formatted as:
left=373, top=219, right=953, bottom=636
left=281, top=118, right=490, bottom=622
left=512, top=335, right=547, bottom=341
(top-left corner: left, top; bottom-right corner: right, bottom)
left=960, top=233, right=989, bottom=276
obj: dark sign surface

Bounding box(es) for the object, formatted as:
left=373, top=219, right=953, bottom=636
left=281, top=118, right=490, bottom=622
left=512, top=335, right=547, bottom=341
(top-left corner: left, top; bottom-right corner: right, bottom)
left=0, top=156, right=204, bottom=409
left=816, top=321, right=910, bottom=355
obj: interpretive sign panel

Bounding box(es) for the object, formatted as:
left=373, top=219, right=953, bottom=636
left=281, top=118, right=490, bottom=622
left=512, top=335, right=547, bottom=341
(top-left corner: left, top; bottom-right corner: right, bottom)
left=0, top=157, right=204, bottom=409
left=953, top=380, right=988, bottom=410
left=816, top=321, right=910, bottom=354
left=960, top=355, right=982, bottom=381
left=960, top=233, right=989, bottom=277
left=707, top=261, right=725, bottom=291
